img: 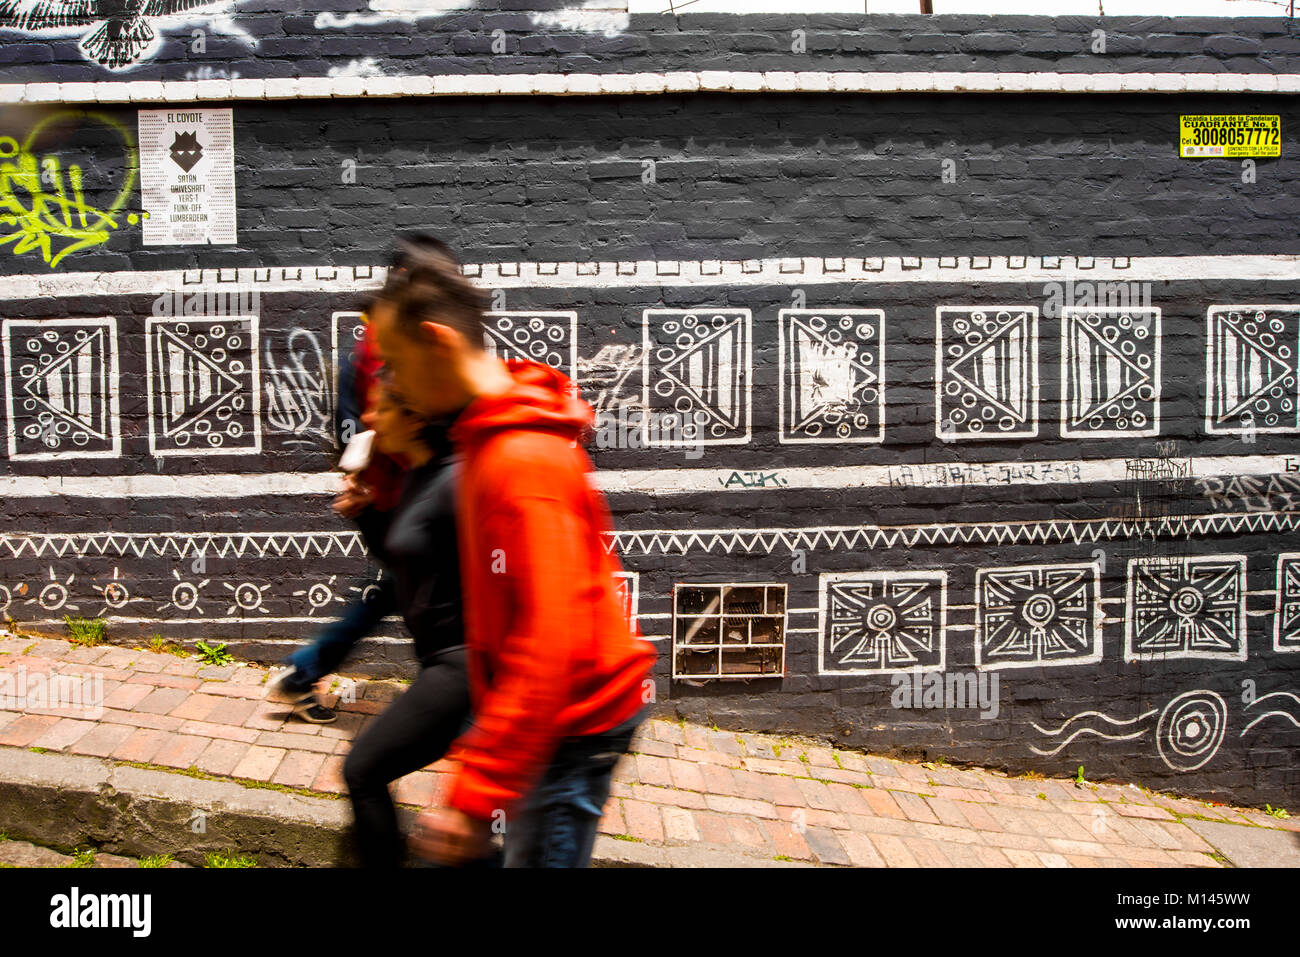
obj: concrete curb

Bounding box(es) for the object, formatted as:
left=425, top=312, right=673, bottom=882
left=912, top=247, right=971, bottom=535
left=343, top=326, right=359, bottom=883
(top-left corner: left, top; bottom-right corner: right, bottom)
left=0, top=747, right=356, bottom=868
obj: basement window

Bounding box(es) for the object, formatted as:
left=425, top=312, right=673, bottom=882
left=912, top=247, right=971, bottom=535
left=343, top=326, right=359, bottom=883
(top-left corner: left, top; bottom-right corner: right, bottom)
left=672, top=583, right=787, bottom=680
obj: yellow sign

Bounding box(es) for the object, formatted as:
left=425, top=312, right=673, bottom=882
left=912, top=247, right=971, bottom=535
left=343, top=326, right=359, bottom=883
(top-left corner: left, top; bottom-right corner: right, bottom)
left=1180, top=115, right=1281, bottom=158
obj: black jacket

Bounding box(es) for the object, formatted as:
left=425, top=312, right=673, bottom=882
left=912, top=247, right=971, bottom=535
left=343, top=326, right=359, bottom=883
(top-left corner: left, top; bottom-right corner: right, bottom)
left=356, top=449, right=464, bottom=667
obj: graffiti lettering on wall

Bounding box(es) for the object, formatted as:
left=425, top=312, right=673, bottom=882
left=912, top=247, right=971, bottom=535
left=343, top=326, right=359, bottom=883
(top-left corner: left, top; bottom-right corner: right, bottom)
left=0, top=1, right=257, bottom=70
left=263, top=328, right=334, bottom=448
left=0, top=112, right=140, bottom=269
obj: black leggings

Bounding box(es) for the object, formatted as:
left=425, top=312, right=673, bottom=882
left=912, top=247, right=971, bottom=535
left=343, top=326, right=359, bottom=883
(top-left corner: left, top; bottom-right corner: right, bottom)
left=342, top=647, right=471, bottom=868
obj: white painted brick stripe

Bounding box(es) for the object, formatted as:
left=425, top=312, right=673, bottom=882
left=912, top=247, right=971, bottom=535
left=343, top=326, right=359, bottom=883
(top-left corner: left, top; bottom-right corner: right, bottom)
left=1, top=254, right=1296, bottom=300
left=0, top=454, right=1293, bottom=499
left=3, top=71, right=1300, bottom=105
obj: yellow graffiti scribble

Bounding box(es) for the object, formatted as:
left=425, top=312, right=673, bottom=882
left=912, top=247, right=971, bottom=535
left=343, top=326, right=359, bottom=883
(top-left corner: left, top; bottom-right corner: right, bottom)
left=0, top=112, right=138, bottom=269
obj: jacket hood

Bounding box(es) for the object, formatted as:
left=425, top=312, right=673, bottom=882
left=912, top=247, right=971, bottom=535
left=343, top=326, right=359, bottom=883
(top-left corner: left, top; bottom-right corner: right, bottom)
left=450, top=358, right=593, bottom=447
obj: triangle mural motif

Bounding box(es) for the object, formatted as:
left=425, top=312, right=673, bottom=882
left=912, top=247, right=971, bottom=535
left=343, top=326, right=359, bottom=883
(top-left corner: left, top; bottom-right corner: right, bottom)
left=936, top=307, right=1038, bottom=439
left=644, top=309, right=750, bottom=445
left=147, top=317, right=260, bottom=456
left=3, top=318, right=120, bottom=459
left=1208, top=308, right=1299, bottom=433
left=781, top=310, right=884, bottom=442
left=1061, top=308, right=1159, bottom=437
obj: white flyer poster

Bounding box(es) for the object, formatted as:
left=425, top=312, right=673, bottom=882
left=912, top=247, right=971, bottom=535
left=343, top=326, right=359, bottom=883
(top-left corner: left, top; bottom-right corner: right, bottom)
left=138, top=108, right=237, bottom=245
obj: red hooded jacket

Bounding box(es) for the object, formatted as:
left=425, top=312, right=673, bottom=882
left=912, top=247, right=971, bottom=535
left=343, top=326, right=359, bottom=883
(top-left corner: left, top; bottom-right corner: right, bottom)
left=442, top=359, right=656, bottom=821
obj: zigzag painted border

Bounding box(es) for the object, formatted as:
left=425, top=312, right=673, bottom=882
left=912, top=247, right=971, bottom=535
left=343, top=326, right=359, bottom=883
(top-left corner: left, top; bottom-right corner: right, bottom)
left=606, top=510, right=1300, bottom=556
left=4, top=509, right=1295, bottom=562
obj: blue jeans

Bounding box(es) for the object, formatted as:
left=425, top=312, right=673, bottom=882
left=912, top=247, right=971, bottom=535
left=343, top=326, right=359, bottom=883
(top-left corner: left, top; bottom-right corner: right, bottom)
left=503, top=705, right=646, bottom=868
left=283, top=579, right=395, bottom=692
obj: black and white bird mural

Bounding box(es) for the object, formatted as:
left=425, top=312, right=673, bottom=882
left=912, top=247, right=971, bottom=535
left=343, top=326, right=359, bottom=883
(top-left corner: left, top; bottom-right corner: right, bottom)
left=0, top=0, right=245, bottom=69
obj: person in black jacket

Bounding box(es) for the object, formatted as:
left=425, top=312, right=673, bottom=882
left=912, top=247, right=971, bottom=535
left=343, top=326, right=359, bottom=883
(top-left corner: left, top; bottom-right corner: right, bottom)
left=340, top=375, right=472, bottom=868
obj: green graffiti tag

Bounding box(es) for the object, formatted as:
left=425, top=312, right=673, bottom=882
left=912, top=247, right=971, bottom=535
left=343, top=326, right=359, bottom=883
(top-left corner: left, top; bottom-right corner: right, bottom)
left=0, top=112, right=139, bottom=269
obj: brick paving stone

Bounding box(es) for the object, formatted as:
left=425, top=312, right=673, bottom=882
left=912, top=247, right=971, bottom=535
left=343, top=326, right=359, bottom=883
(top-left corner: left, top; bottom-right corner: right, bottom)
left=392, top=772, right=437, bottom=806
left=135, top=687, right=190, bottom=715
left=650, top=720, right=686, bottom=747
left=765, top=775, right=811, bottom=808
left=894, top=762, right=932, bottom=784
left=807, top=765, right=876, bottom=787
left=1002, top=847, right=1046, bottom=867
left=230, top=668, right=268, bottom=687
left=68, top=722, right=135, bottom=757
left=804, top=827, right=851, bottom=865
left=792, top=776, right=838, bottom=811
left=597, top=802, right=625, bottom=836
left=202, top=682, right=265, bottom=700
left=762, top=818, right=812, bottom=859
left=0, top=712, right=18, bottom=733
left=661, top=806, right=701, bottom=843
left=869, top=775, right=934, bottom=795
left=1037, top=852, right=1071, bottom=868
left=736, top=733, right=778, bottom=759
left=99, top=709, right=182, bottom=732
left=194, top=739, right=250, bottom=776
left=318, top=712, right=365, bottom=738
left=912, top=822, right=982, bottom=846
left=232, top=745, right=286, bottom=782
left=134, top=674, right=203, bottom=690
left=694, top=810, right=732, bottom=844
left=177, top=720, right=259, bottom=743
left=667, top=757, right=706, bottom=792
left=973, top=845, right=1015, bottom=867
left=128, top=655, right=167, bottom=674
left=706, top=730, right=743, bottom=756
left=102, top=683, right=152, bottom=710
left=941, top=841, right=987, bottom=867
left=311, top=755, right=347, bottom=794
left=902, top=836, right=953, bottom=868
left=801, top=747, right=838, bottom=769
left=953, top=800, right=1003, bottom=831
left=779, top=806, right=848, bottom=831
left=278, top=721, right=324, bottom=736
left=1126, top=817, right=1184, bottom=850
left=1104, top=843, right=1178, bottom=865
left=27, top=639, right=74, bottom=658
left=627, top=737, right=676, bottom=759
left=1047, top=838, right=1112, bottom=858
left=167, top=693, right=222, bottom=722
left=269, top=750, right=328, bottom=789
left=860, top=787, right=907, bottom=820
left=982, top=830, right=1051, bottom=852
left=725, top=816, right=766, bottom=848
left=699, top=764, right=741, bottom=796
left=1112, top=802, right=1176, bottom=821
left=634, top=754, right=673, bottom=788
left=0, top=714, right=60, bottom=746
left=153, top=734, right=210, bottom=769
left=869, top=834, right=920, bottom=867
left=243, top=712, right=288, bottom=733
left=731, top=769, right=776, bottom=804
left=162, top=659, right=203, bottom=677
left=865, top=756, right=903, bottom=775
left=926, top=795, right=973, bottom=829
left=111, top=727, right=169, bottom=763
left=97, top=648, right=139, bottom=669
left=825, top=782, right=873, bottom=816
left=622, top=799, right=664, bottom=842
left=743, top=757, right=811, bottom=776
left=196, top=665, right=236, bottom=680
left=629, top=784, right=707, bottom=810
left=1168, top=850, right=1222, bottom=867
left=839, top=831, right=886, bottom=867
left=1164, top=823, right=1215, bottom=853
left=63, top=646, right=110, bottom=664
left=682, top=726, right=710, bottom=750
left=255, top=731, right=335, bottom=754
left=894, top=791, right=941, bottom=824
left=30, top=717, right=96, bottom=751
left=705, top=794, right=779, bottom=819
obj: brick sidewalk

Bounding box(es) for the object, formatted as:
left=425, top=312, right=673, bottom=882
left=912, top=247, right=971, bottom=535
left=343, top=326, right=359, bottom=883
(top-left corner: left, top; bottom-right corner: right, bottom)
left=2, top=632, right=1297, bottom=867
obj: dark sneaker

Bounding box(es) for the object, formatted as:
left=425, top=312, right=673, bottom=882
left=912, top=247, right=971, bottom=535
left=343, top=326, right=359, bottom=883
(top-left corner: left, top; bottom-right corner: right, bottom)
left=294, top=695, right=338, bottom=724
